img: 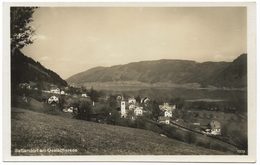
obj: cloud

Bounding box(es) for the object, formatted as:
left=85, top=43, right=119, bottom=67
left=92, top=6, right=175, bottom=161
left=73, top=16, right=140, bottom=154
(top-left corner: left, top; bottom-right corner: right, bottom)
left=38, top=56, right=51, bottom=61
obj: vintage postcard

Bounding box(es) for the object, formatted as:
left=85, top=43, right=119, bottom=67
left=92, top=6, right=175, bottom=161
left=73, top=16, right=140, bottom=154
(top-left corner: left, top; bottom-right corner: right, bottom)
left=2, top=2, right=256, bottom=162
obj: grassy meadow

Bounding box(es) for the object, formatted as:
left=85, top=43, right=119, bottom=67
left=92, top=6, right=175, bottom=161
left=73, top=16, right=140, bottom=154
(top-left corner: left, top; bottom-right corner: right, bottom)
left=11, top=107, right=227, bottom=155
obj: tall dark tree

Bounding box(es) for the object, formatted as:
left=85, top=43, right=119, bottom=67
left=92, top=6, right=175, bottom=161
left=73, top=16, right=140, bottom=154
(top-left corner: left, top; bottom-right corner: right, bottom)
left=135, top=95, right=141, bottom=104
left=10, top=7, right=38, bottom=54
left=147, top=100, right=161, bottom=120
left=89, top=87, right=99, bottom=102
left=78, top=101, right=93, bottom=120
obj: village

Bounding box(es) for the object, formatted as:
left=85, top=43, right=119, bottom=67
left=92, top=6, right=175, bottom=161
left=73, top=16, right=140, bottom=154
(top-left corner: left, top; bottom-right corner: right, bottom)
left=18, top=82, right=223, bottom=137
left=15, top=80, right=250, bottom=156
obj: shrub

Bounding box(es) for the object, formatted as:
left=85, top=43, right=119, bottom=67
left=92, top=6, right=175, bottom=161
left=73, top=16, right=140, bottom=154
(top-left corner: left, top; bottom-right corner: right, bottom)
left=196, top=141, right=210, bottom=149
left=43, top=103, right=61, bottom=116
left=136, top=117, right=146, bottom=129
left=144, top=122, right=164, bottom=134
left=160, top=125, right=184, bottom=142
left=28, top=90, right=42, bottom=102
left=11, top=95, right=31, bottom=109
left=185, top=132, right=197, bottom=144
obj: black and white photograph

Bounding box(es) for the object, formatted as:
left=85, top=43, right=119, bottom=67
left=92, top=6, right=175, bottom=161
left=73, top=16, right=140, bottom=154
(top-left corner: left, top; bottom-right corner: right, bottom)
left=2, top=2, right=256, bottom=162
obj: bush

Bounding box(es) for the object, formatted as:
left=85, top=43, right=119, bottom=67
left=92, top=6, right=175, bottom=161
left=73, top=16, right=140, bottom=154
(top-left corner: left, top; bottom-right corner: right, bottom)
left=136, top=117, right=146, bottom=129
left=160, top=125, right=184, bottom=142
left=185, top=132, right=197, bottom=144
left=144, top=121, right=164, bottom=134
left=196, top=141, right=210, bottom=149
left=11, top=95, right=31, bottom=109
left=28, top=90, right=42, bottom=102
left=43, top=104, right=61, bottom=116
left=116, top=118, right=137, bottom=128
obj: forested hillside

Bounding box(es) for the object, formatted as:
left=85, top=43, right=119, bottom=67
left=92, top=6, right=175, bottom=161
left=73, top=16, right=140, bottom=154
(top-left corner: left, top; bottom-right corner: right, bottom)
left=11, top=49, right=68, bottom=87
left=67, top=54, right=247, bottom=88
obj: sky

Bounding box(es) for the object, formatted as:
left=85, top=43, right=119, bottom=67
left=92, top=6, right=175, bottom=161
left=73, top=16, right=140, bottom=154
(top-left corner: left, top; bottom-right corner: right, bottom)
left=21, top=7, right=247, bottom=79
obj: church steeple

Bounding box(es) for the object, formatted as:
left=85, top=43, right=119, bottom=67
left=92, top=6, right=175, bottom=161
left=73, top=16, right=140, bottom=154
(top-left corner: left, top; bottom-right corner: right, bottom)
left=121, top=100, right=126, bottom=118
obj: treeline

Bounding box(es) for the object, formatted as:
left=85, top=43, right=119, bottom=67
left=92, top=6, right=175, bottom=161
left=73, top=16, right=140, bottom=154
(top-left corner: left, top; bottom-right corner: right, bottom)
left=184, top=100, right=247, bottom=114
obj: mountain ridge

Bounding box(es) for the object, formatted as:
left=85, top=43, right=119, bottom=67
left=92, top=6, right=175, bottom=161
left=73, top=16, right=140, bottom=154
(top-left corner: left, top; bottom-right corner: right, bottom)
left=67, top=53, right=247, bottom=88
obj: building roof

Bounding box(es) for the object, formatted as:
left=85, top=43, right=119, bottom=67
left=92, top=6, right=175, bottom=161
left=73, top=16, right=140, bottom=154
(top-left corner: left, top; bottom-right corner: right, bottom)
left=50, top=87, right=60, bottom=91
left=159, top=103, right=176, bottom=111
left=134, top=107, right=143, bottom=111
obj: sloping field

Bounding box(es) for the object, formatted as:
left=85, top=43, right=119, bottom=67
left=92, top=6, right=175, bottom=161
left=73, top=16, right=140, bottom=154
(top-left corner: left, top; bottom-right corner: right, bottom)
left=11, top=107, right=226, bottom=156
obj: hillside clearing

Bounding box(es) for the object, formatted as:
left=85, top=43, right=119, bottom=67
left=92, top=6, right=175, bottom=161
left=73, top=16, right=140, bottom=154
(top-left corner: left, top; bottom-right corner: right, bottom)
left=11, top=107, right=226, bottom=155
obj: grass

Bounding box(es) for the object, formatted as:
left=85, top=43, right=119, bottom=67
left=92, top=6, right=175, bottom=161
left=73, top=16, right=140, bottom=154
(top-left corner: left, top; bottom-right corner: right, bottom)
left=11, top=107, right=227, bottom=156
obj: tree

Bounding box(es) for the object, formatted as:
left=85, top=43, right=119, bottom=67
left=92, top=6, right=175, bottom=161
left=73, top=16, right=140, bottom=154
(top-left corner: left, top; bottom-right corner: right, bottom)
left=79, top=101, right=92, bottom=120
left=126, top=110, right=135, bottom=120
left=11, top=7, right=38, bottom=53
left=107, top=110, right=120, bottom=125
left=135, top=95, right=141, bottom=104
left=108, top=95, right=118, bottom=109
left=59, top=95, right=66, bottom=110
left=147, top=100, right=161, bottom=120
left=170, top=97, right=185, bottom=109
left=89, top=87, right=99, bottom=102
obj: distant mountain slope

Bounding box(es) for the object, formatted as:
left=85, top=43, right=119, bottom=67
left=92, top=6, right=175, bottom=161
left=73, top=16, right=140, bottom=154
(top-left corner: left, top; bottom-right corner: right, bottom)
left=11, top=49, right=68, bottom=87
left=67, top=54, right=247, bottom=88
left=211, top=53, right=247, bottom=87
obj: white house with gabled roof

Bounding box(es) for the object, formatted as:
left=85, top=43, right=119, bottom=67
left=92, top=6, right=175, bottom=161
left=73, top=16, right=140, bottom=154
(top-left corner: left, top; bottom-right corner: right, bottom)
left=134, top=107, right=143, bottom=116
left=128, top=98, right=136, bottom=104
left=48, top=96, right=59, bottom=105
left=50, top=88, right=61, bottom=94
left=159, top=103, right=176, bottom=117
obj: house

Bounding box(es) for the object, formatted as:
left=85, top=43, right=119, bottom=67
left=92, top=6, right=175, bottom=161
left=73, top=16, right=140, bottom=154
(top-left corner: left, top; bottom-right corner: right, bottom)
left=117, top=95, right=123, bottom=101
left=159, top=103, right=176, bottom=111
left=158, top=116, right=170, bottom=125
left=48, top=96, right=59, bottom=105
left=67, top=107, right=74, bottom=113
left=50, top=88, right=60, bottom=94
left=82, top=94, right=88, bottom=97
left=164, top=110, right=172, bottom=117
left=208, top=120, right=221, bottom=135
left=141, top=97, right=150, bottom=105
left=63, top=107, right=75, bottom=113
left=134, top=107, right=143, bottom=116
left=128, top=98, right=136, bottom=104
left=19, top=83, right=31, bottom=90
left=129, top=104, right=136, bottom=111
left=159, top=103, right=176, bottom=117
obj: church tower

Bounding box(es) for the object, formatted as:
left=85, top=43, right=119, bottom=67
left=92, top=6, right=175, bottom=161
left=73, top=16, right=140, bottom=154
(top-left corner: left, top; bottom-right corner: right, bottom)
left=121, top=100, right=126, bottom=118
